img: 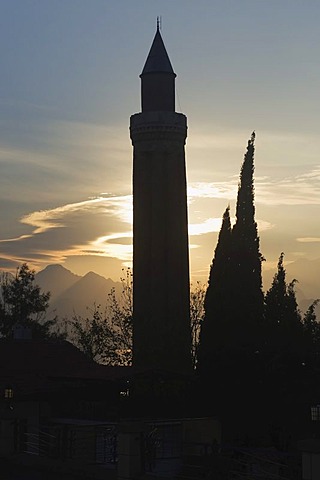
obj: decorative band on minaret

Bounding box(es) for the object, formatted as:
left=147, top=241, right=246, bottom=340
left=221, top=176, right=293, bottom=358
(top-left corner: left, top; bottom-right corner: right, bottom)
left=130, top=26, right=192, bottom=374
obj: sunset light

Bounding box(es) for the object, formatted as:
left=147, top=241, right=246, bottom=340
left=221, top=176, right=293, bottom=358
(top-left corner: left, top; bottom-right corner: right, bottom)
left=0, top=1, right=319, bottom=301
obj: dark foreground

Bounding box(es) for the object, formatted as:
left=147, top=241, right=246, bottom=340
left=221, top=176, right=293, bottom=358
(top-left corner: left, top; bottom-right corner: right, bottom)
left=1, top=460, right=79, bottom=480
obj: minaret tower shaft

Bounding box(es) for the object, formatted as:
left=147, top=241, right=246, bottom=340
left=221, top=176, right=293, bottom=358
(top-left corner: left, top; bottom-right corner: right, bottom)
left=130, top=26, right=192, bottom=373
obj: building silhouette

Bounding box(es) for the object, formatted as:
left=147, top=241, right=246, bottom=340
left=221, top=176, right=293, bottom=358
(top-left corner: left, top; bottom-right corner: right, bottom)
left=130, top=25, right=192, bottom=374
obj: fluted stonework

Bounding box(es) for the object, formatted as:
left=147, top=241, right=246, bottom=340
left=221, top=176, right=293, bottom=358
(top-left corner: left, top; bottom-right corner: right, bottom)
left=130, top=111, right=192, bottom=374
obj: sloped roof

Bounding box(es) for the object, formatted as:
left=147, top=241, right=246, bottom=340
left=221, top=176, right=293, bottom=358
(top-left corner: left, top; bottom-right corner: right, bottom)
left=0, top=339, right=130, bottom=396
left=141, top=27, right=175, bottom=75
left=0, top=339, right=195, bottom=399
left=0, top=339, right=99, bottom=376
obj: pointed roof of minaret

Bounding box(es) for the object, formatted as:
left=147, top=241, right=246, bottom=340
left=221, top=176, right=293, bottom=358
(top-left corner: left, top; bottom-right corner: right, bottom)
left=141, top=24, right=175, bottom=76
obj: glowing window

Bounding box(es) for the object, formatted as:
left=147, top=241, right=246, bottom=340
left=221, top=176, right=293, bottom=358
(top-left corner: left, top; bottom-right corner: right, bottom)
left=4, top=388, right=14, bottom=400
left=311, top=405, right=320, bottom=421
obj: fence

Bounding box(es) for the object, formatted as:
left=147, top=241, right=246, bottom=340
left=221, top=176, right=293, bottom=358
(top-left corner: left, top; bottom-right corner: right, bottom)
left=20, top=417, right=219, bottom=478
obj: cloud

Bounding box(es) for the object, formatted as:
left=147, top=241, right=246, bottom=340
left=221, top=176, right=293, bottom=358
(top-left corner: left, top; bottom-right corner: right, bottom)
left=188, top=182, right=238, bottom=201
left=0, top=194, right=133, bottom=272
left=0, top=117, right=132, bottom=206
left=189, top=218, right=224, bottom=236
left=0, top=139, right=318, bottom=280
left=186, top=127, right=320, bottom=210
left=297, top=237, right=320, bottom=243
left=91, top=234, right=133, bottom=261
left=19, top=195, right=132, bottom=235
left=0, top=174, right=277, bottom=276
left=188, top=162, right=320, bottom=207
left=255, top=175, right=320, bottom=206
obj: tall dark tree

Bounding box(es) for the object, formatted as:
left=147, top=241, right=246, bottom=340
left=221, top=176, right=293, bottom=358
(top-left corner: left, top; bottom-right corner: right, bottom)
left=261, top=253, right=313, bottom=446
left=204, top=205, right=232, bottom=316
left=230, top=131, right=264, bottom=349
left=197, top=133, right=264, bottom=373
left=302, top=299, right=320, bottom=351
left=196, top=136, right=265, bottom=429
left=264, top=252, right=303, bottom=352
left=197, top=205, right=232, bottom=368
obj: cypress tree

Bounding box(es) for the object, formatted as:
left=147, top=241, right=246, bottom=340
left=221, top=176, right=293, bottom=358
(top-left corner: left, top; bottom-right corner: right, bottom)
left=197, top=205, right=232, bottom=367
left=230, top=132, right=264, bottom=349
left=197, top=133, right=264, bottom=370
left=196, top=134, right=265, bottom=430
left=204, top=205, right=232, bottom=315
left=302, top=299, right=320, bottom=351
left=264, top=252, right=303, bottom=352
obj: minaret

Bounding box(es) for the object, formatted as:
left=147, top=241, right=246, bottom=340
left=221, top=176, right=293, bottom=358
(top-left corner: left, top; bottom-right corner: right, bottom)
left=130, top=25, right=192, bottom=374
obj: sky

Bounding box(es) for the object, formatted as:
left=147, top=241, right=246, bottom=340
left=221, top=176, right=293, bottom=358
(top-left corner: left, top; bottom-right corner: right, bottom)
left=1, top=0, right=320, bottom=295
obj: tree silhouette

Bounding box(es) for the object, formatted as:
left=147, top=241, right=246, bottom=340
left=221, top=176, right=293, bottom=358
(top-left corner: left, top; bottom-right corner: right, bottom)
left=197, top=206, right=232, bottom=370
left=264, top=252, right=303, bottom=352
left=194, top=133, right=320, bottom=446
left=302, top=299, right=320, bottom=350
left=0, top=263, right=64, bottom=339
left=197, top=133, right=264, bottom=374
left=204, top=205, right=232, bottom=319
left=72, top=268, right=206, bottom=367
left=230, top=131, right=264, bottom=349
left=190, top=280, right=206, bottom=369
left=71, top=267, right=133, bottom=365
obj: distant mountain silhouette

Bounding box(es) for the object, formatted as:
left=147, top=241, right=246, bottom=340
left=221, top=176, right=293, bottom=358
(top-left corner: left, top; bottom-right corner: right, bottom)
left=4, top=259, right=320, bottom=322
left=35, top=264, right=81, bottom=300
left=35, top=265, right=122, bottom=320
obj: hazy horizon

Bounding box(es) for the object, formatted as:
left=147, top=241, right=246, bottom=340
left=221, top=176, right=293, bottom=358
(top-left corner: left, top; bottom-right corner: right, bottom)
left=1, top=1, right=320, bottom=298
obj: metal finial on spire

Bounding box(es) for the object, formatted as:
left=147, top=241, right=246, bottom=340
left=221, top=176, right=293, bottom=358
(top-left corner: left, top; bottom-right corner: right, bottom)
left=157, top=16, right=162, bottom=31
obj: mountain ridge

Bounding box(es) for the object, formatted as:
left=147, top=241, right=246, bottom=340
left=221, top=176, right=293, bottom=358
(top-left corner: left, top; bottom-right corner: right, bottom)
left=2, top=258, right=320, bottom=321
left=35, top=264, right=122, bottom=320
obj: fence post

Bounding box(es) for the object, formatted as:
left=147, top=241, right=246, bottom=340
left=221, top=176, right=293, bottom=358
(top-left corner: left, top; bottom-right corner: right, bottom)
left=117, top=421, right=144, bottom=480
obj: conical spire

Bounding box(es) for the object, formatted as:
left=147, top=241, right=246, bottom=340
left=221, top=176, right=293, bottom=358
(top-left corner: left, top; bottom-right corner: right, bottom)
left=141, top=25, right=175, bottom=75
left=140, top=23, right=176, bottom=112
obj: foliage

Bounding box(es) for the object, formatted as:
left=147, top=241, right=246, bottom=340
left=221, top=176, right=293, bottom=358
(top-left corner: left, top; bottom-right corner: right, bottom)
left=204, top=205, right=232, bottom=317
left=197, top=133, right=264, bottom=374
left=264, top=252, right=303, bottom=352
left=70, top=304, right=109, bottom=361
left=197, top=206, right=232, bottom=369
left=230, top=131, right=264, bottom=345
left=302, top=298, right=320, bottom=350
left=71, top=267, right=206, bottom=367
left=0, top=263, right=65, bottom=339
left=190, top=281, right=206, bottom=369
left=70, top=268, right=133, bottom=365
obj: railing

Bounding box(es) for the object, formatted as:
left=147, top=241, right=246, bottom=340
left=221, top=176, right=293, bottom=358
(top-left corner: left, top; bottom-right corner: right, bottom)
left=21, top=419, right=217, bottom=478
left=21, top=423, right=118, bottom=467
left=143, top=421, right=184, bottom=476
